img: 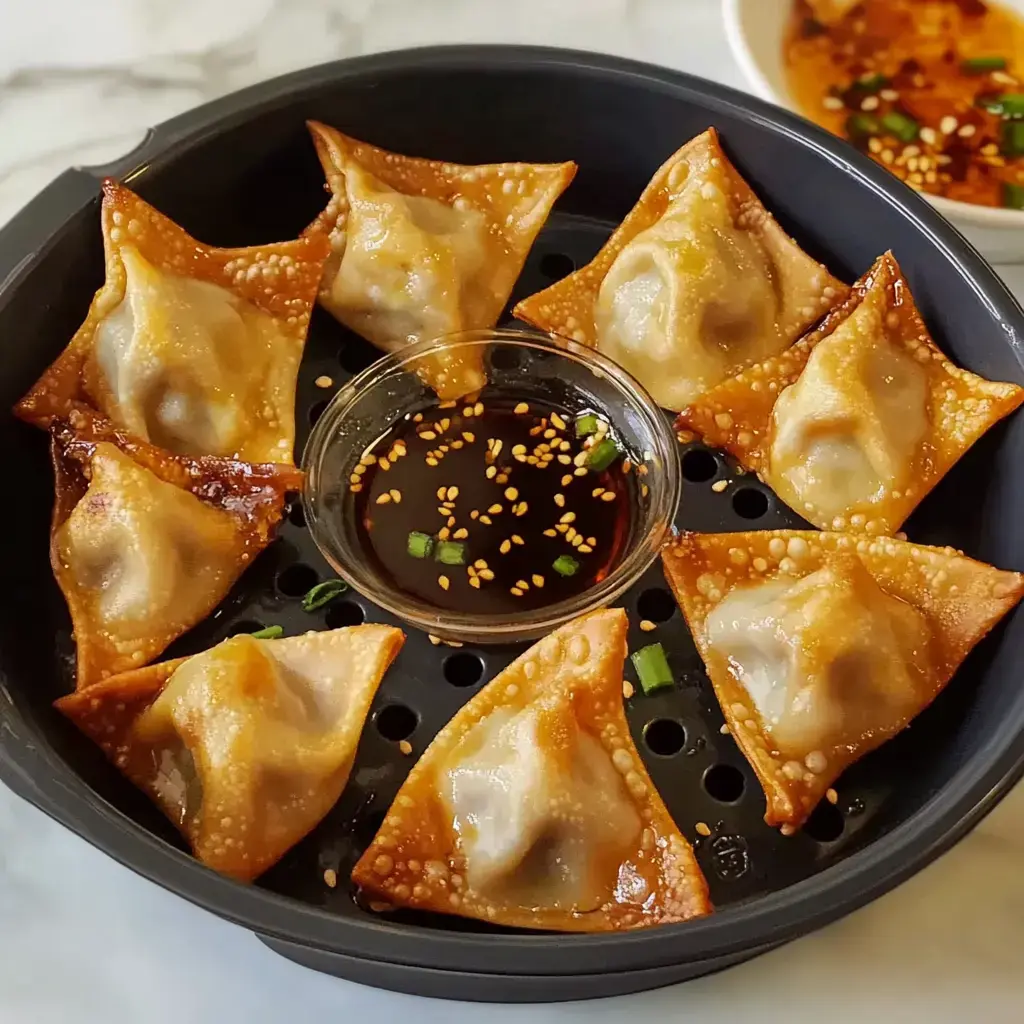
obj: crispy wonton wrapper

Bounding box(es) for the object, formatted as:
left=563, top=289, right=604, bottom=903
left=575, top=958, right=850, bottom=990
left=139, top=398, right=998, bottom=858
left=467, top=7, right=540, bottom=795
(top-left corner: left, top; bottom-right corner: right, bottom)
left=352, top=608, right=712, bottom=932
left=57, top=625, right=405, bottom=881
left=305, top=122, right=577, bottom=400
left=49, top=408, right=301, bottom=689
left=15, top=179, right=330, bottom=464
left=675, top=252, right=1024, bottom=533
left=663, top=529, right=1024, bottom=830
left=514, top=128, right=847, bottom=410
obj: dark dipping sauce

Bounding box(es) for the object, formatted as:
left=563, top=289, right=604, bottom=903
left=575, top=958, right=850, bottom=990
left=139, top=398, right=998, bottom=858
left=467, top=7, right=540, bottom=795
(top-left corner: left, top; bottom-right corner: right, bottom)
left=349, top=393, right=639, bottom=615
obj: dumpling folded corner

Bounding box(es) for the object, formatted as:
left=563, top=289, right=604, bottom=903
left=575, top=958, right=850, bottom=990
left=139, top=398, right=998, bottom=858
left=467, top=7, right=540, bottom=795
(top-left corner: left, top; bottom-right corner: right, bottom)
left=14, top=179, right=331, bottom=464
left=56, top=624, right=405, bottom=882
left=513, top=127, right=848, bottom=412
left=662, top=529, right=1024, bottom=831
left=675, top=252, right=1024, bottom=534
left=351, top=608, right=712, bottom=932
left=49, top=409, right=302, bottom=690
left=304, top=122, right=577, bottom=400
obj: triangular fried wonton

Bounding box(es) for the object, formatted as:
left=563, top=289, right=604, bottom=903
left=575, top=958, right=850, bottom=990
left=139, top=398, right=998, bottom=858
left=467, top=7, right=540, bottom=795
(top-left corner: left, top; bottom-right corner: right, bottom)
left=351, top=608, right=712, bottom=932
left=304, top=122, right=577, bottom=400
left=675, top=252, right=1024, bottom=534
left=662, top=530, right=1024, bottom=830
left=49, top=409, right=301, bottom=689
left=513, top=128, right=847, bottom=411
left=14, top=179, right=330, bottom=464
left=57, top=624, right=405, bottom=881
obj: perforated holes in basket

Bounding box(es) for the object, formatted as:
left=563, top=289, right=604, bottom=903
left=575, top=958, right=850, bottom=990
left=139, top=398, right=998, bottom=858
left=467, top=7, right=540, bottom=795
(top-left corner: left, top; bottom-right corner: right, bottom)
left=276, top=563, right=319, bottom=597
left=375, top=704, right=418, bottom=742
left=703, top=763, right=746, bottom=804
left=680, top=447, right=719, bottom=484
left=443, top=652, right=485, bottom=688
left=308, top=400, right=329, bottom=426
left=804, top=800, right=845, bottom=843
left=732, top=487, right=770, bottom=520
left=643, top=718, right=687, bottom=757
left=637, top=587, right=676, bottom=623
left=539, top=252, right=576, bottom=280
left=325, top=601, right=365, bottom=628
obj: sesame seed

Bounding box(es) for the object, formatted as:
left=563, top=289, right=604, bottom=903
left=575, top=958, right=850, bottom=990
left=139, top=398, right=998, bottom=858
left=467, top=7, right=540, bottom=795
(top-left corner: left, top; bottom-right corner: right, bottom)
left=711, top=479, right=728, bottom=493
left=474, top=559, right=487, bottom=569
left=447, top=516, right=456, bottom=528
left=473, top=402, right=484, bottom=416
left=554, top=493, right=566, bottom=507
left=574, top=467, right=588, bottom=477
left=378, top=457, right=391, bottom=471
left=592, top=487, right=605, bottom=497
left=511, top=534, right=524, bottom=546
left=413, top=413, right=424, bottom=422
left=561, top=474, right=573, bottom=487
left=532, top=574, right=545, bottom=587
left=438, top=527, right=450, bottom=541
left=469, top=576, right=481, bottom=589
left=496, top=473, right=509, bottom=484
left=504, top=487, right=519, bottom=501
left=389, top=489, right=402, bottom=503
left=868, top=137, right=882, bottom=154
left=420, top=431, right=437, bottom=441
left=695, top=822, right=711, bottom=838
left=491, top=439, right=503, bottom=457
left=399, top=740, right=413, bottom=755
left=860, top=95, right=879, bottom=111
left=622, top=459, right=632, bottom=473
left=438, top=417, right=451, bottom=432
left=600, top=491, right=616, bottom=502
left=587, top=536, right=596, bottom=546
left=463, top=431, right=475, bottom=443
left=513, top=501, right=528, bottom=516
left=349, top=474, right=361, bottom=485
left=557, top=454, right=572, bottom=465
left=940, top=115, right=958, bottom=135
left=566, top=526, right=578, bottom=541
left=823, top=95, right=843, bottom=110
left=623, top=680, right=634, bottom=698
left=826, top=788, right=839, bottom=805
left=510, top=587, right=524, bottom=597
left=429, top=634, right=441, bottom=645
left=559, top=511, right=577, bottom=524
left=446, top=486, right=459, bottom=500
left=550, top=412, right=567, bottom=430
left=438, top=575, right=450, bottom=590
left=512, top=443, right=527, bottom=456
left=463, top=406, right=474, bottom=417
left=426, top=457, right=439, bottom=467
left=543, top=428, right=557, bottom=439
left=486, top=465, right=497, bottom=479
left=500, top=539, right=512, bottom=554
left=514, top=402, right=529, bottom=414
left=453, top=528, right=468, bottom=540
left=515, top=579, right=530, bottom=590
left=487, top=503, right=503, bottom=515
left=543, top=528, right=557, bottom=537
left=350, top=483, right=362, bottom=492
left=881, top=148, right=894, bottom=164
left=880, top=88, right=899, bottom=101
left=479, top=569, right=495, bottom=581
left=639, top=619, right=656, bottom=632
left=577, top=543, right=593, bottom=553
left=324, top=868, right=338, bottom=887
left=315, top=375, right=333, bottom=389
left=720, top=724, right=730, bottom=734
left=376, top=493, right=392, bottom=505
left=479, top=515, right=493, bottom=525
left=436, top=486, right=446, bottom=500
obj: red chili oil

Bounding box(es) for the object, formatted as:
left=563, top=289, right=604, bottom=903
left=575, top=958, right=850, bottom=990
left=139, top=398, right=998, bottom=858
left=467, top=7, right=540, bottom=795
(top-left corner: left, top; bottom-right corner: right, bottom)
left=348, top=393, right=638, bottom=614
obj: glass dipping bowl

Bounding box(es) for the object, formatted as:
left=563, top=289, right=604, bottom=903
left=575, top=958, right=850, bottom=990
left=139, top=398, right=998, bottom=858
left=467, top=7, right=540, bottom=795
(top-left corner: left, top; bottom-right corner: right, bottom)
left=301, top=329, right=680, bottom=644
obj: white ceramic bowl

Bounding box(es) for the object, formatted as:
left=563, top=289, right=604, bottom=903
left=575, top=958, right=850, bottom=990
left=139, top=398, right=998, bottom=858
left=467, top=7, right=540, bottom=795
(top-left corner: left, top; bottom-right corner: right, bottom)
left=723, top=0, right=1024, bottom=263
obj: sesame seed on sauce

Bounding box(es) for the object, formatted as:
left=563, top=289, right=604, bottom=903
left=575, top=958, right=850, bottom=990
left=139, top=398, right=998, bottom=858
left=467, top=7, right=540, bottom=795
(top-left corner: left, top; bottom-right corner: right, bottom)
left=348, top=394, right=637, bottom=614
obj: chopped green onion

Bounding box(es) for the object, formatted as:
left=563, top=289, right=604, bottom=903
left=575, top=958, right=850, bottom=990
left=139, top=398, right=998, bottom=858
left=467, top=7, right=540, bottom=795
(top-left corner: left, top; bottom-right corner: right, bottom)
left=1002, top=119, right=1024, bottom=156
left=250, top=625, right=284, bottom=640
left=631, top=643, right=674, bottom=695
left=856, top=72, right=889, bottom=92
left=962, top=56, right=1008, bottom=74
left=575, top=413, right=600, bottom=437
left=586, top=437, right=620, bottom=472
left=435, top=540, right=467, bottom=565
left=1002, top=182, right=1024, bottom=209
left=552, top=554, right=579, bottom=577
left=301, top=579, right=349, bottom=612
left=880, top=111, right=919, bottom=142
left=979, top=92, right=1024, bottom=117
left=845, top=113, right=881, bottom=140
left=407, top=531, right=434, bottom=559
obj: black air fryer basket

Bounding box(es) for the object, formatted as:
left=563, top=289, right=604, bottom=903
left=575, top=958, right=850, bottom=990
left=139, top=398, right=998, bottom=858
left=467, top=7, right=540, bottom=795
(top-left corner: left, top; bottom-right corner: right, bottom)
left=2, top=47, right=1024, bottom=1003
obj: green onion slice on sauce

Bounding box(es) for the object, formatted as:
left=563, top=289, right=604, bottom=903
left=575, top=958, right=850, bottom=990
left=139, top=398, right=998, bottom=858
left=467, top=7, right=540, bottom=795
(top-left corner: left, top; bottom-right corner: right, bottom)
left=979, top=92, right=1024, bottom=117
left=962, top=56, right=1008, bottom=74
left=586, top=437, right=620, bottom=472
left=575, top=414, right=600, bottom=437
left=552, top=554, right=580, bottom=577
left=407, top=531, right=434, bottom=559
left=435, top=540, right=467, bottom=565
left=1001, top=120, right=1024, bottom=156
left=1002, top=182, right=1024, bottom=209
left=880, top=111, right=920, bottom=143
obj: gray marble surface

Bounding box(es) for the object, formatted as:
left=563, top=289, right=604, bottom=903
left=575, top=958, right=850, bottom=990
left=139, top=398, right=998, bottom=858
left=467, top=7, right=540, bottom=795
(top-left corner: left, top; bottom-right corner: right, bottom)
left=1, top=1, right=1022, bottom=1020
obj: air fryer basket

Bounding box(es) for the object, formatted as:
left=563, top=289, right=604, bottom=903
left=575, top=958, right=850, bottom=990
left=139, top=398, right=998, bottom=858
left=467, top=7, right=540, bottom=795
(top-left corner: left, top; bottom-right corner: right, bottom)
left=1, top=47, right=1024, bottom=1003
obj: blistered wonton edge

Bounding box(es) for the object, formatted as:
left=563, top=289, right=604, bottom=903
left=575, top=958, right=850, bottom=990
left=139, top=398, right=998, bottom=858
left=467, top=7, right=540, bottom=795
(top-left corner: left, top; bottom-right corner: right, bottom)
left=674, top=251, right=1024, bottom=531
left=661, top=529, right=1024, bottom=829
left=352, top=608, right=713, bottom=932
left=512, top=127, right=848, bottom=349
left=13, top=179, right=331, bottom=459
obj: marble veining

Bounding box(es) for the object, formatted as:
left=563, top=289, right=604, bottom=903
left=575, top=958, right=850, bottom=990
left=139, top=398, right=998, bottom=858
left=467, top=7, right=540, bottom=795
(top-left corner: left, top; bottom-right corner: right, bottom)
left=0, top=1, right=1022, bottom=1021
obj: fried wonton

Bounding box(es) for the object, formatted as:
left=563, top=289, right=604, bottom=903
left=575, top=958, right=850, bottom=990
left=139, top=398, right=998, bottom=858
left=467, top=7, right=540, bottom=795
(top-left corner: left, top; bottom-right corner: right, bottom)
left=513, top=128, right=847, bottom=411
left=57, top=624, right=404, bottom=881
left=662, top=529, right=1024, bottom=830
left=14, top=179, right=330, bottom=464
left=305, top=122, right=577, bottom=400
left=352, top=608, right=712, bottom=932
left=675, top=252, right=1024, bottom=533
left=49, top=409, right=301, bottom=689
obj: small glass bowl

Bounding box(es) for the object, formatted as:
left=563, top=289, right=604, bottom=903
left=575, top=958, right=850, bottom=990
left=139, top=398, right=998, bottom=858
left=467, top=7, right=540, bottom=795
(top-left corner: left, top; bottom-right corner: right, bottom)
left=301, top=329, right=680, bottom=644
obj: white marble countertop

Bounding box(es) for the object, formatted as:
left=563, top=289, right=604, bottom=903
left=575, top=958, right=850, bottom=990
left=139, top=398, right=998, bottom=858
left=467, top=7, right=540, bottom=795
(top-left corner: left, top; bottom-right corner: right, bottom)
left=2, top=1, right=1023, bottom=1021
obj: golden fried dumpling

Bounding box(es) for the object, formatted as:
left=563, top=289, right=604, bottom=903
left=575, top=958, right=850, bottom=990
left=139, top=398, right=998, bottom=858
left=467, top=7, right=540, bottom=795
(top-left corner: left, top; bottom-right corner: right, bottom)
left=56, top=624, right=405, bottom=881
left=15, top=180, right=330, bottom=464
left=352, top=609, right=712, bottom=932
left=514, top=129, right=847, bottom=411
left=662, top=530, right=1024, bottom=830
left=675, top=252, right=1024, bottom=533
left=49, top=410, right=300, bottom=689
left=305, top=122, right=576, bottom=400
